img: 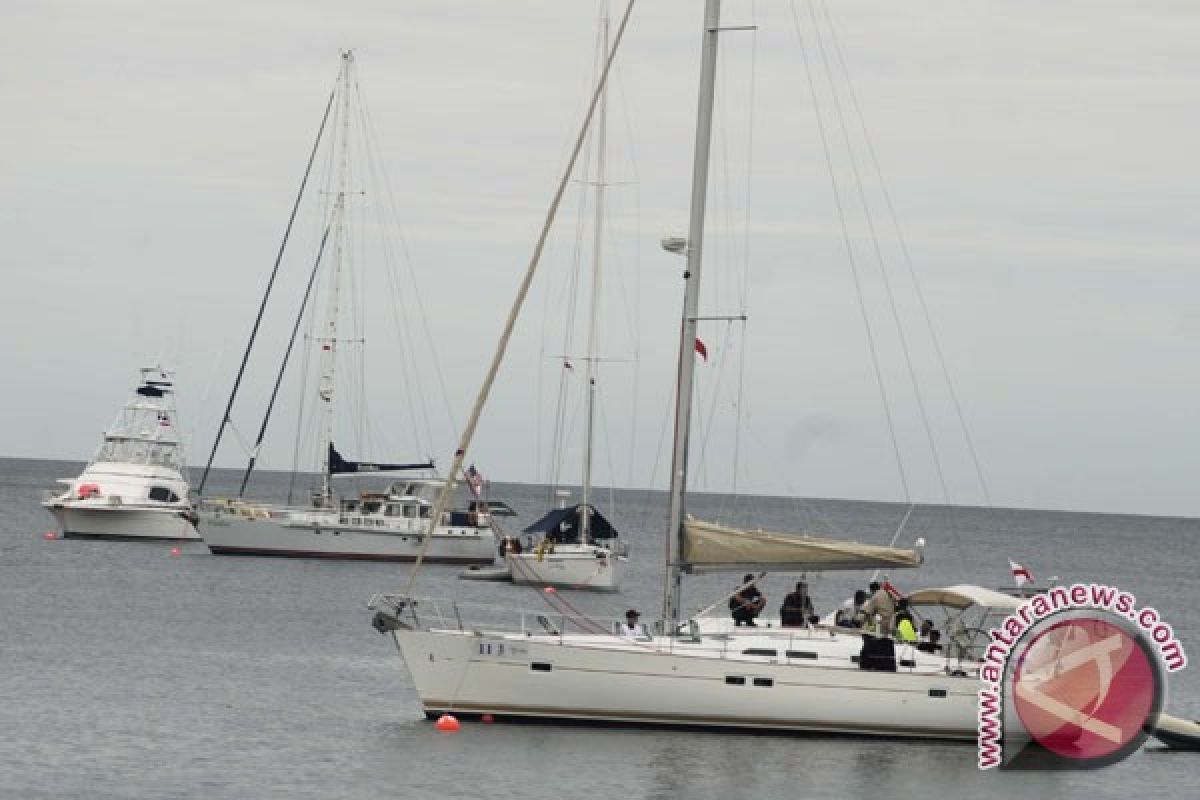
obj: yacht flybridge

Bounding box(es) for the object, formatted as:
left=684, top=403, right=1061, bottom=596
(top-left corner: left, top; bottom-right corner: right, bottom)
left=43, top=366, right=200, bottom=541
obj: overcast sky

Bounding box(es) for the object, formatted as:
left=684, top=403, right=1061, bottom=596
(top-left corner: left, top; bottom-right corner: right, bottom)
left=3, top=1, right=1199, bottom=518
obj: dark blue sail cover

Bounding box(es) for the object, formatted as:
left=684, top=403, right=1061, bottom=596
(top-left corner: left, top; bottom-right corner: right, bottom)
left=327, top=443, right=434, bottom=475
left=522, top=504, right=619, bottom=542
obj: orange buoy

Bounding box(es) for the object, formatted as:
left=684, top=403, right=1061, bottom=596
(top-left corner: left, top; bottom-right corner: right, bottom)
left=481, top=713, right=494, bottom=724
left=543, top=586, right=557, bottom=594
left=169, top=547, right=181, bottom=557
left=435, top=714, right=460, bottom=732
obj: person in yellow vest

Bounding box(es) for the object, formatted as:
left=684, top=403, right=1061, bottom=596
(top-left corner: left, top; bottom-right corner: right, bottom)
left=895, top=610, right=918, bottom=643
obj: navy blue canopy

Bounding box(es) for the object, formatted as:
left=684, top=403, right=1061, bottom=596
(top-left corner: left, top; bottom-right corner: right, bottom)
left=523, top=504, right=619, bottom=542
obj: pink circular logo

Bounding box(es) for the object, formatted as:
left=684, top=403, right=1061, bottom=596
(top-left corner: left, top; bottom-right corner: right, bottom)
left=1012, top=617, right=1159, bottom=762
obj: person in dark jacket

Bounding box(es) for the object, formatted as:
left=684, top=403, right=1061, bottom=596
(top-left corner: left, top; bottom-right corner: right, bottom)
left=780, top=581, right=815, bottom=627
left=730, top=574, right=765, bottom=626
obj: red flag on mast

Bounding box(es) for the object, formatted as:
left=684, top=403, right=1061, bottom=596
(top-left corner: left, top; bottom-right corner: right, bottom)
left=694, top=338, right=708, bottom=362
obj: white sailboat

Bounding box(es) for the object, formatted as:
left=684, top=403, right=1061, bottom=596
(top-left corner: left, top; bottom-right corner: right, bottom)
left=492, top=9, right=630, bottom=591
left=196, top=51, right=495, bottom=564
left=369, top=1, right=1001, bottom=738
left=43, top=366, right=200, bottom=541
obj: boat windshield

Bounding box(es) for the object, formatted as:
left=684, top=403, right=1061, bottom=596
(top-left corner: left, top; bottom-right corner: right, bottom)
left=95, top=436, right=184, bottom=471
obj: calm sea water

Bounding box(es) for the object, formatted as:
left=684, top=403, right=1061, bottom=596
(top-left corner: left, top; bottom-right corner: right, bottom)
left=2, top=456, right=1197, bottom=798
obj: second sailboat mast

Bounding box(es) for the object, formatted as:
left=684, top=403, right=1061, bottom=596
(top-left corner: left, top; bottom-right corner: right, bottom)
left=580, top=8, right=610, bottom=543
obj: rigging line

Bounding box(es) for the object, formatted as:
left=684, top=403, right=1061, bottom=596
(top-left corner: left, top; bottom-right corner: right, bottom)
left=742, top=422, right=852, bottom=539
left=355, top=99, right=433, bottom=459
left=611, top=57, right=643, bottom=489
left=695, top=322, right=738, bottom=494
left=546, top=21, right=604, bottom=499
left=287, top=303, right=320, bottom=504
left=402, top=0, right=639, bottom=597
left=237, top=220, right=335, bottom=496
left=807, top=0, right=949, bottom=505
left=505, top=555, right=612, bottom=634
left=869, top=502, right=916, bottom=584
left=729, top=0, right=758, bottom=516
left=198, top=80, right=338, bottom=495
left=818, top=1, right=992, bottom=506
left=788, top=0, right=912, bottom=503
left=547, top=146, right=594, bottom=497
left=356, top=82, right=459, bottom=447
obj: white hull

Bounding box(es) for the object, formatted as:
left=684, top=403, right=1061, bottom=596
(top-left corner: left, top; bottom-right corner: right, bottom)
left=507, top=548, right=623, bottom=590
left=200, top=511, right=495, bottom=563
left=388, top=627, right=977, bottom=739
left=46, top=504, right=200, bottom=541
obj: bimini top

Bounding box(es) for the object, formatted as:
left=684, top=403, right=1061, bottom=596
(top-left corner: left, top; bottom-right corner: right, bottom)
left=906, top=585, right=1023, bottom=610
left=681, top=518, right=923, bottom=574
left=524, top=504, right=618, bottom=542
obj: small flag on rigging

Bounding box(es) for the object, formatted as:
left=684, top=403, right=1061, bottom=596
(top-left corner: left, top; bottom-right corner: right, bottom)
left=694, top=338, right=708, bottom=362
left=1010, top=559, right=1034, bottom=588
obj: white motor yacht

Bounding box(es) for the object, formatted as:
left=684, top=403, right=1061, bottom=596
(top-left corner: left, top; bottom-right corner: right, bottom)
left=43, top=366, right=199, bottom=541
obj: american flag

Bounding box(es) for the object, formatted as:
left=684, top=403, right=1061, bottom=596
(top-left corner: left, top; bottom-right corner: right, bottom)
left=465, top=464, right=484, bottom=498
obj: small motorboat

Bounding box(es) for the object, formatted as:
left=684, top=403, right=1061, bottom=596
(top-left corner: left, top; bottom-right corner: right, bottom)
left=458, top=564, right=513, bottom=582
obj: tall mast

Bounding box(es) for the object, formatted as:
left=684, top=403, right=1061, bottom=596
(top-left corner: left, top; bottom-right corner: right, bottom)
left=580, top=6, right=610, bottom=543
left=318, top=50, right=355, bottom=503
left=662, top=0, right=721, bottom=626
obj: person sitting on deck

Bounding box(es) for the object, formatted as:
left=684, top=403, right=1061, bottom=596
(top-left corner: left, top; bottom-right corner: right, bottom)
left=730, top=575, right=766, bottom=626
left=620, top=609, right=647, bottom=638
left=780, top=581, right=816, bottom=627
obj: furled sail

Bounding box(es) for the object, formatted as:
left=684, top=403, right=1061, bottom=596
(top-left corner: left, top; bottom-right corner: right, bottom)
left=681, top=518, right=923, bottom=574
left=327, top=443, right=433, bottom=475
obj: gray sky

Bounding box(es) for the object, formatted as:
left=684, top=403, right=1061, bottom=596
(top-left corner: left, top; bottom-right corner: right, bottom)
left=3, top=1, right=1199, bottom=518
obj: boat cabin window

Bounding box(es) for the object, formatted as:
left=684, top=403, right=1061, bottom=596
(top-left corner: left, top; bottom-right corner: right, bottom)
left=741, top=648, right=777, bottom=657
left=342, top=500, right=360, bottom=513
left=786, top=650, right=818, bottom=660
left=385, top=504, right=401, bottom=517
left=148, top=486, right=179, bottom=503
left=419, top=506, right=431, bottom=519
left=402, top=505, right=416, bottom=518
left=362, top=501, right=382, bottom=514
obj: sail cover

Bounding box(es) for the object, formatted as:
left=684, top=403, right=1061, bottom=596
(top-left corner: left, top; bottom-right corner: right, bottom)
left=523, top=504, right=619, bottom=541
left=682, top=518, right=923, bottom=573
left=327, top=443, right=434, bottom=475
